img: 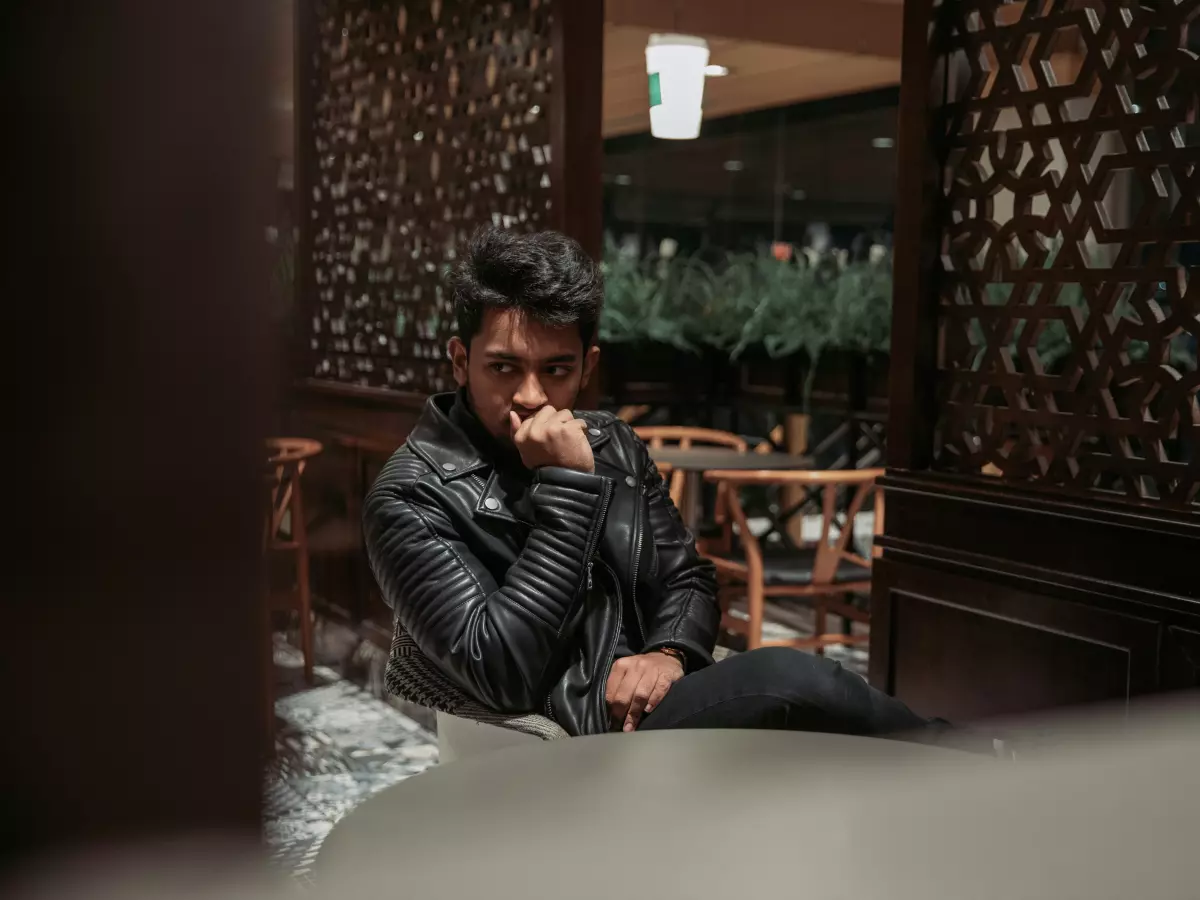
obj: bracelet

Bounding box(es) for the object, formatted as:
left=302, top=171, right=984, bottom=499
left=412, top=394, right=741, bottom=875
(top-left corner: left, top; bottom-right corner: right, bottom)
left=658, top=647, right=686, bottom=671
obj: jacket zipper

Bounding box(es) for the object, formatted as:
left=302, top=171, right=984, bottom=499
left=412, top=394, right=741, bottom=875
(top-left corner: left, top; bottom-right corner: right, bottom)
left=596, top=557, right=623, bottom=726
left=545, top=479, right=614, bottom=723
left=629, top=490, right=646, bottom=645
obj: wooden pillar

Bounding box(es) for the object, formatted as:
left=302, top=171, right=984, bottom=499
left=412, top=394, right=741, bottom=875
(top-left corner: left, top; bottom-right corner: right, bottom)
left=550, top=0, right=605, bottom=262
left=550, top=0, right=606, bottom=409
left=2, top=0, right=270, bottom=862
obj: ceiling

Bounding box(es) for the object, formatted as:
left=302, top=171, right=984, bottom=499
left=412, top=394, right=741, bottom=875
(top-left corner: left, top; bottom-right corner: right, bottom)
left=603, top=26, right=899, bottom=138
left=270, top=0, right=903, bottom=161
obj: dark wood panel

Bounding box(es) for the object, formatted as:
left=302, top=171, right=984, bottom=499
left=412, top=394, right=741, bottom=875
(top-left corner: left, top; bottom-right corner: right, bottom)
left=873, top=559, right=1162, bottom=721
left=880, top=472, right=1200, bottom=606
left=875, top=0, right=1200, bottom=720
left=1163, top=626, right=1200, bottom=692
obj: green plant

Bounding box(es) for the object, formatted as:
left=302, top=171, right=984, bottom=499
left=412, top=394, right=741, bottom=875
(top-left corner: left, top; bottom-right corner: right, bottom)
left=599, top=237, right=700, bottom=351
left=830, top=258, right=893, bottom=356
left=598, top=239, right=897, bottom=408
left=731, top=249, right=886, bottom=408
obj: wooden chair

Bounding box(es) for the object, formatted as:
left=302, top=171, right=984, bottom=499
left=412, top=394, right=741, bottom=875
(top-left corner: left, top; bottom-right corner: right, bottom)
left=633, top=427, right=748, bottom=555
left=635, top=426, right=749, bottom=555
left=703, top=468, right=885, bottom=652
left=264, top=438, right=323, bottom=690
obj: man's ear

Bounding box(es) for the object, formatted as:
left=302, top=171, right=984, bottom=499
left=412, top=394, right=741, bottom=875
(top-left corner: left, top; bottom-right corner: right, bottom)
left=580, top=342, right=601, bottom=389
left=447, top=336, right=469, bottom=387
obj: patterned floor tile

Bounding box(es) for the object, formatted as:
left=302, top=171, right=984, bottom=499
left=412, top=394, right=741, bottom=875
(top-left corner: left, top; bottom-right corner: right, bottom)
left=265, top=639, right=438, bottom=881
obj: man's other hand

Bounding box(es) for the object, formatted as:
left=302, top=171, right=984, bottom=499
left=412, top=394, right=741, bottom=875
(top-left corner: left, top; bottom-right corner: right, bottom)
left=510, top=406, right=594, bottom=473
left=606, top=652, right=684, bottom=732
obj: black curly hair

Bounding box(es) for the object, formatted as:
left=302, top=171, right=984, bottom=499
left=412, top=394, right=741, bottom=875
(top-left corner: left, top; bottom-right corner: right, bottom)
left=450, top=227, right=603, bottom=349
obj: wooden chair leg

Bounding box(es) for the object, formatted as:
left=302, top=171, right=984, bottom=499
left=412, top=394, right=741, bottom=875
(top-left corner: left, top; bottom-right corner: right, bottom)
left=293, top=482, right=315, bottom=685
left=747, top=579, right=765, bottom=651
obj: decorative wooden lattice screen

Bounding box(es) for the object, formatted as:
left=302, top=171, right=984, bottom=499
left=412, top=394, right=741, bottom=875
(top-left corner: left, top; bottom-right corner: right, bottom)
left=302, top=0, right=555, bottom=393
left=930, top=0, right=1199, bottom=508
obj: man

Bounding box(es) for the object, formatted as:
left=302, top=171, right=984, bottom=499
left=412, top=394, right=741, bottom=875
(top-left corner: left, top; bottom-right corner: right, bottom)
left=364, top=227, right=934, bottom=738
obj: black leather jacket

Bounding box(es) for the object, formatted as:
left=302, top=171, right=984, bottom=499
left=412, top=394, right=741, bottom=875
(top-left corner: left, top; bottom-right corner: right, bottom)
left=364, top=393, right=719, bottom=736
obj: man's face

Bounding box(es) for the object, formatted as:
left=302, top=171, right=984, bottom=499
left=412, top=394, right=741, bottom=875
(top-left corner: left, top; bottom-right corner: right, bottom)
left=447, top=307, right=600, bottom=442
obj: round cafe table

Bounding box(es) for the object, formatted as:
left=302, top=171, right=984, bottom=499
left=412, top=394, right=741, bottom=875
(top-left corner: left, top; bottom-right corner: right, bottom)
left=647, top=447, right=813, bottom=527
left=314, top=729, right=979, bottom=898
left=648, top=446, right=813, bottom=472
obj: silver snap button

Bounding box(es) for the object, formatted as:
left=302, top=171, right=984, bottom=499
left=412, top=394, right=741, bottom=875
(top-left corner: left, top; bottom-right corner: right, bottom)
left=483, top=497, right=500, bottom=511
left=588, top=427, right=601, bottom=437
left=441, top=462, right=457, bottom=472
left=625, top=475, right=637, bottom=488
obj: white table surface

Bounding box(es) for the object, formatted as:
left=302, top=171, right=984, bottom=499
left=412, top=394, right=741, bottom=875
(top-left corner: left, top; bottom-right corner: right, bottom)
left=314, top=729, right=979, bottom=895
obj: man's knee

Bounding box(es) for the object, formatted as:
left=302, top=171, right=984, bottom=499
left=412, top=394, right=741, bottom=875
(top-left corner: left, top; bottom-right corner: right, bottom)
left=732, top=647, right=863, bottom=703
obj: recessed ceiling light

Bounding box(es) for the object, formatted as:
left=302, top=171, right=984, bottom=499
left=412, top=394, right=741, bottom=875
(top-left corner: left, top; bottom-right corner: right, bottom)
left=791, top=188, right=807, bottom=201
left=614, top=174, right=632, bottom=186
left=704, top=64, right=729, bottom=77
left=871, top=136, right=894, bottom=149
left=723, top=159, right=744, bottom=172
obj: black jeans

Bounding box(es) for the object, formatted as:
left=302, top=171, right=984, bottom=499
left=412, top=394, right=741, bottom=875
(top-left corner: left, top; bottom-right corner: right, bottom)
left=639, top=647, right=932, bottom=737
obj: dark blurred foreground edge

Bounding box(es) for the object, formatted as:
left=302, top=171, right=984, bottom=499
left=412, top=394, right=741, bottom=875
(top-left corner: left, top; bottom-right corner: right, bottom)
left=2, top=1, right=273, bottom=869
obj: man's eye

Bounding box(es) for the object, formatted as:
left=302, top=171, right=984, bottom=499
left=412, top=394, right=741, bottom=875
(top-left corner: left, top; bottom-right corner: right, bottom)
left=489, top=362, right=515, bottom=374
left=546, top=366, right=573, bottom=377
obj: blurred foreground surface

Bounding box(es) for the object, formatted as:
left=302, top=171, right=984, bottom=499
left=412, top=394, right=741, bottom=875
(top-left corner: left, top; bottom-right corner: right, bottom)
left=7, top=694, right=1198, bottom=900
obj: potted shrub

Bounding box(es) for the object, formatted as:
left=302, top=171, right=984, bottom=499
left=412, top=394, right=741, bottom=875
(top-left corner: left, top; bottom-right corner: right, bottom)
left=598, top=238, right=708, bottom=404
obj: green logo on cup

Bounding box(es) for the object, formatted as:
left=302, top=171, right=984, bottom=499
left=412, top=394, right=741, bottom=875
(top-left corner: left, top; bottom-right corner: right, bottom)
left=648, top=71, right=662, bottom=107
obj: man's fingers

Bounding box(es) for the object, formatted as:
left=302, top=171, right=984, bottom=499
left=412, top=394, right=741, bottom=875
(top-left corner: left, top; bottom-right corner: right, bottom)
left=509, top=411, right=522, bottom=437
left=573, top=418, right=589, bottom=433
left=643, top=676, right=673, bottom=716
left=623, top=673, right=657, bottom=732
left=608, top=667, right=638, bottom=729
left=605, top=659, right=629, bottom=706
left=526, top=405, right=558, bottom=441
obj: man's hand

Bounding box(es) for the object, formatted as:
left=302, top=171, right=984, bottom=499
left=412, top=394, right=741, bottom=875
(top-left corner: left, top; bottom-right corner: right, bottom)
left=510, top=406, right=594, bottom=473
left=606, top=651, right=684, bottom=732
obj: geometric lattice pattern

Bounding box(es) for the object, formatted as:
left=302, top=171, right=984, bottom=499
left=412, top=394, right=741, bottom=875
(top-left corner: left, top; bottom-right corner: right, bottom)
left=932, top=0, right=1200, bottom=508
left=305, top=0, right=554, bottom=392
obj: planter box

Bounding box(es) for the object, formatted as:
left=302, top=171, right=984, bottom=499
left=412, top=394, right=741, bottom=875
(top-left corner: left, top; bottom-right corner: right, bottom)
left=599, top=340, right=890, bottom=416
left=599, top=341, right=725, bottom=406
left=733, top=346, right=890, bottom=413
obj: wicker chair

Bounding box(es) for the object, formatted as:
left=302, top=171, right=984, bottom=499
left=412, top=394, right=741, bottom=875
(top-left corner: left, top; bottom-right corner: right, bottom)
left=384, top=623, right=568, bottom=758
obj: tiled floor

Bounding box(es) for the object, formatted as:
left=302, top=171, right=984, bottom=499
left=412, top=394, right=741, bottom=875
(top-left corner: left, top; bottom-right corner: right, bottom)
left=264, top=639, right=438, bottom=882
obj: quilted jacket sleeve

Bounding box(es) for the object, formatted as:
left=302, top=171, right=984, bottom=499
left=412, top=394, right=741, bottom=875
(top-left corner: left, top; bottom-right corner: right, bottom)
left=637, top=449, right=720, bottom=671
left=364, top=453, right=614, bottom=713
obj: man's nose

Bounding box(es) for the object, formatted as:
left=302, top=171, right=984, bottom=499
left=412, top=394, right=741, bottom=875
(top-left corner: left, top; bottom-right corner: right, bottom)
left=513, top=373, right=547, bottom=410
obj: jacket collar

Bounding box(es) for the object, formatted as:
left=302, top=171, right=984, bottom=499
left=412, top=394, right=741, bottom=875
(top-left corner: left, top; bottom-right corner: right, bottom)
left=406, top=392, right=614, bottom=482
